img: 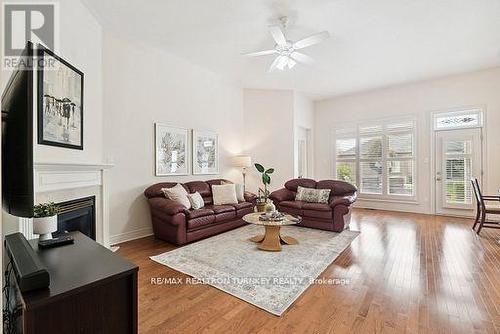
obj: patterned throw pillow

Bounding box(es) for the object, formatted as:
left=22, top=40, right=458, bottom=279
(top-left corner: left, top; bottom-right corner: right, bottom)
left=295, top=186, right=331, bottom=204
left=187, top=192, right=205, bottom=210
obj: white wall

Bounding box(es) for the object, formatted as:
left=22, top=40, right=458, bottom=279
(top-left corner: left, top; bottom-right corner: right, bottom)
left=34, top=0, right=103, bottom=164
left=315, top=67, right=500, bottom=214
left=243, top=89, right=295, bottom=194
left=0, top=0, right=104, bottom=164
left=242, top=90, right=315, bottom=194
left=293, top=93, right=314, bottom=178
left=1, top=0, right=103, bottom=235
left=103, top=32, right=244, bottom=242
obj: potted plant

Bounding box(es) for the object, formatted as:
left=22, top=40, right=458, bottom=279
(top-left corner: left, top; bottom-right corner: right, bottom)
left=254, top=163, right=276, bottom=213
left=33, top=202, right=60, bottom=241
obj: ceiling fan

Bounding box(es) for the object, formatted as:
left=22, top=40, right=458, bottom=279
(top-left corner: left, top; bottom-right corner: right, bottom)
left=243, top=17, right=330, bottom=72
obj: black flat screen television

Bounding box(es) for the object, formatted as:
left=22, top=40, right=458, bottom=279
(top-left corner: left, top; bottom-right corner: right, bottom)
left=1, top=41, right=34, bottom=218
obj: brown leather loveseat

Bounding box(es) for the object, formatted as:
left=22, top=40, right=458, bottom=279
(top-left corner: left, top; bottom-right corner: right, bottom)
left=269, top=179, right=357, bottom=232
left=144, top=179, right=256, bottom=245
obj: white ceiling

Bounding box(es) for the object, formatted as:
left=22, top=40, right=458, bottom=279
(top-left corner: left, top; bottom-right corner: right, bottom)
left=83, top=0, right=500, bottom=99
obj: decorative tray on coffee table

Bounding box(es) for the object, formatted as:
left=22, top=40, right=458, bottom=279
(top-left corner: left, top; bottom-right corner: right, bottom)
left=259, top=211, right=286, bottom=222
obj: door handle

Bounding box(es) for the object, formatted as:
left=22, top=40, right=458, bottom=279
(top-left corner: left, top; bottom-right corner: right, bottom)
left=436, top=176, right=442, bottom=181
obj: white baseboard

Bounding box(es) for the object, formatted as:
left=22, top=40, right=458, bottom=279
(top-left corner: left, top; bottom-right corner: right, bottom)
left=354, top=203, right=430, bottom=215
left=109, top=227, right=153, bottom=245
left=355, top=204, right=500, bottom=222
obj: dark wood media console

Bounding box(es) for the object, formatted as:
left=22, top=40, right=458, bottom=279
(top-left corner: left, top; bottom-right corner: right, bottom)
left=16, top=232, right=138, bottom=333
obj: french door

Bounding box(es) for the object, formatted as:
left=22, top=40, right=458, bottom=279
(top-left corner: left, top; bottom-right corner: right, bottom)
left=435, top=128, right=482, bottom=215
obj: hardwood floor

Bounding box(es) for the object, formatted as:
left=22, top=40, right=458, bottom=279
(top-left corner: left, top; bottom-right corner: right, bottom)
left=117, top=208, right=500, bottom=333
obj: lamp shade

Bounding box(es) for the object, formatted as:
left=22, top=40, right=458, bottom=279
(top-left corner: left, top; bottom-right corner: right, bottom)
left=232, top=155, right=252, bottom=167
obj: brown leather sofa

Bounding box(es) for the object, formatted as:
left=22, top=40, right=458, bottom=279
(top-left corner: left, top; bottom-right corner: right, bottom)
left=144, top=179, right=257, bottom=245
left=269, top=178, right=357, bottom=232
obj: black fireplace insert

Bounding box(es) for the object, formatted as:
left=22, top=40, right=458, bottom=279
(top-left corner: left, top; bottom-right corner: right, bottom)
left=57, top=196, right=96, bottom=240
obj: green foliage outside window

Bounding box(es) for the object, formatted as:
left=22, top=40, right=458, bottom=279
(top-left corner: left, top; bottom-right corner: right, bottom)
left=337, top=164, right=354, bottom=183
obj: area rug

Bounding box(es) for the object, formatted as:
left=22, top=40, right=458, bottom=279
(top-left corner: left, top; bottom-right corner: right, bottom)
left=150, top=225, right=359, bottom=316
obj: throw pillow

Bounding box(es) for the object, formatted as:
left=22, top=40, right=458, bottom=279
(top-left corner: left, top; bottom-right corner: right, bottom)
left=295, top=186, right=331, bottom=204
left=222, top=181, right=245, bottom=202
left=212, top=184, right=238, bottom=205
left=234, top=183, right=245, bottom=202
left=187, top=192, right=205, bottom=210
left=162, top=183, right=191, bottom=209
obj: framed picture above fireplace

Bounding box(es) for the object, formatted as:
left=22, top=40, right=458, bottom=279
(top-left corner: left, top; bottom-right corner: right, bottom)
left=37, top=45, right=84, bottom=150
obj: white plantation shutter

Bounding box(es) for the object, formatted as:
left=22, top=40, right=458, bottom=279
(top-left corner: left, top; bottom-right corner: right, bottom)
left=336, top=138, right=356, bottom=159
left=335, top=128, right=357, bottom=184
left=443, top=139, right=472, bottom=204
left=360, top=161, right=382, bottom=194
left=386, top=120, right=414, bottom=132
left=360, top=136, right=382, bottom=158
left=387, top=133, right=412, bottom=158
left=385, top=121, right=414, bottom=196
left=359, top=134, right=383, bottom=194
left=334, top=118, right=416, bottom=198
left=445, top=158, right=472, bottom=204
left=359, top=124, right=383, bottom=135
left=387, top=160, right=414, bottom=195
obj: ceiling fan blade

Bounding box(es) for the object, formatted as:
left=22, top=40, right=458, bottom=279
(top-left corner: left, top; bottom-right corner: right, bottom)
left=290, top=52, right=314, bottom=65
left=293, top=31, right=330, bottom=49
left=276, top=56, right=289, bottom=70
left=269, top=25, right=287, bottom=46
left=242, top=49, right=277, bottom=57
left=268, top=56, right=283, bottom=72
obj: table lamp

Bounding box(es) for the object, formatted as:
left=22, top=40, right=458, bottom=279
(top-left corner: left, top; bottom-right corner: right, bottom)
left=232, top=155, right=252, bottom=189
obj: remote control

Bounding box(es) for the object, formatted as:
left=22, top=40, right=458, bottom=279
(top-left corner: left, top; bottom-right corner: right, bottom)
left=38, top=235, right=74, bottom=249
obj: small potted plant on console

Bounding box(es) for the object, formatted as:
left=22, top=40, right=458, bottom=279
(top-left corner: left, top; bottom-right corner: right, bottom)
left=33, top=202, right=59, bottom=241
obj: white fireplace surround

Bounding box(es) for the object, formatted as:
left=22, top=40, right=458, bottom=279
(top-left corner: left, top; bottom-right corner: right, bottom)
left=19, top=162, right=113, bottom=247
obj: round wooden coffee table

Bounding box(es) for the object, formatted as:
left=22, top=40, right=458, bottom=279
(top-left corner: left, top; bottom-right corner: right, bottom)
left=243, top=212, right=301, bottom=252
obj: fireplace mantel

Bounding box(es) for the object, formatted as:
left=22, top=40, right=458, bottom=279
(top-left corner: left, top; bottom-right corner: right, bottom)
left=18, top=162, right=114, bottom=248
left=35, top=162, right=114, bottom=171
left=34, top=162, right=114, bottom=193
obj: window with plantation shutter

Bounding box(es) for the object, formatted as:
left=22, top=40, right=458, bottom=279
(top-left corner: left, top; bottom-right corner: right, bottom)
left=359, top=132, right=383, bottom=194
left=335, top=128, right=357, bottom=185
left=386, top=120, right=414, bottom=196
left=334, top=118, right=416, bottom=199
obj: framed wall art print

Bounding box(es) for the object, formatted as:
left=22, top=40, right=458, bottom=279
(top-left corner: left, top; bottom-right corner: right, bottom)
left=155, top=123, right=190, bottom=176
left=192, top=130, right=219, bottom=175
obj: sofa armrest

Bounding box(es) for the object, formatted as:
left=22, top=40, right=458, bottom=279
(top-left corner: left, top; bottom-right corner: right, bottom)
left=148, top=197, right=186, bottom=216
left=329, top=192, right=357, bottom=208
left=244, top=191, right=257, bottom=204
left=269, top=188, right=295, bottom=203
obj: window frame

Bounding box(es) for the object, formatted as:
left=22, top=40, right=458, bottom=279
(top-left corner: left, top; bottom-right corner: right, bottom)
left=333, top=117, right=417, bottom=202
